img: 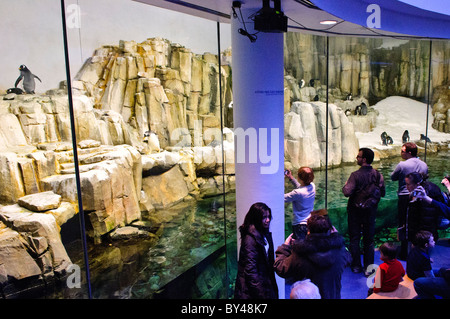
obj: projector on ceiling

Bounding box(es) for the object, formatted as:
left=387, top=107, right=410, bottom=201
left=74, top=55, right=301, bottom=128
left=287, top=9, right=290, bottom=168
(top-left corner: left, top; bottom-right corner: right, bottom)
left=253, top=1, right=288, bottom=33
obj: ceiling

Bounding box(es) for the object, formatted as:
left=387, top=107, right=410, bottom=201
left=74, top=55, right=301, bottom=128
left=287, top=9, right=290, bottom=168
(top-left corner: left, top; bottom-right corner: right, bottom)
left=133, top=0, right=450, bottom=39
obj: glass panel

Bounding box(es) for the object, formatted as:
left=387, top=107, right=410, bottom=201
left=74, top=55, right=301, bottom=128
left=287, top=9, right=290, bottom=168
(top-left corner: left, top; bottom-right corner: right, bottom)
left=283, top=33, right=450, bottom=247
left=3, top=1, right=449, bottom=300
left=218, top=21, right=236, bottom=299
left=325, top=37, right=434, bottom=241
left=63, top=1, right=233, bottom=298
left=283, top=33, right=331, bottom=236
left=430, top=39, right=450, bottom=240
left=0, top=1, right=89, bottom=298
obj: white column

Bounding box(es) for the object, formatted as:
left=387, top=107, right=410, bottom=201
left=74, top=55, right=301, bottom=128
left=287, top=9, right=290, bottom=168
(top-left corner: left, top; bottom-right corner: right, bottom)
left=231, top=6, right=285, bottom=298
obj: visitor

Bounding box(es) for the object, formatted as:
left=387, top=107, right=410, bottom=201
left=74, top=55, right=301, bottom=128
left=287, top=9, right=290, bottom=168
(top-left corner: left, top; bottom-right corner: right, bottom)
left=408, top=231, right=450, bottom=299
left=234, top=202, right=278, bottom=299
left=391, top=142, right=428, bottom=260
left=414, top=184, right=450, bottom=230
left=367, top=242, right=405, bottom=296
left=289, top=279, right=321, bottom=299
left=342, top=148, right=385, bottom=276
left=413, top=268, right=450, bottom=299
left=284, top=167, right=316, bottom=241
left=274, top=214, right=351, bottom=299
left=406, top=230, right=437, bottom=280
left=442, top=175, right=450, bottom=203
left=403, top=172, right=444, bottom=244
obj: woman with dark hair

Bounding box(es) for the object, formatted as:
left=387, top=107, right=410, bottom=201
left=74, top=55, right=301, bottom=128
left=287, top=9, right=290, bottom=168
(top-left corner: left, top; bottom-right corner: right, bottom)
left=234, top=202, right=278, bottom=299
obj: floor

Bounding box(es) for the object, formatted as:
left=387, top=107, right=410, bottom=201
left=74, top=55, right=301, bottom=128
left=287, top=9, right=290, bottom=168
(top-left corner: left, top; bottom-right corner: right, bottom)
left=285, top=238, right=450, bottom=299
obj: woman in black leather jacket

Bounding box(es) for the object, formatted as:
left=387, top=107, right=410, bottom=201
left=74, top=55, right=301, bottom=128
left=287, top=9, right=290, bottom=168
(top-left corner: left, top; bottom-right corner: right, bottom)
left=234, top=202, right=278, bottom=299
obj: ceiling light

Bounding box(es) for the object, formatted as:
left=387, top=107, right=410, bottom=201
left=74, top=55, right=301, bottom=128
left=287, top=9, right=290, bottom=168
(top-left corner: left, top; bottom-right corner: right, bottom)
left=320, top=20, right=338, bottom=25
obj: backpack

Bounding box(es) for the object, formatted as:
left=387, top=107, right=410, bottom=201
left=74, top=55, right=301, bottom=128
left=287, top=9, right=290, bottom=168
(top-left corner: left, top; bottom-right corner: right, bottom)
left=353, top=170, right=382, bottom=209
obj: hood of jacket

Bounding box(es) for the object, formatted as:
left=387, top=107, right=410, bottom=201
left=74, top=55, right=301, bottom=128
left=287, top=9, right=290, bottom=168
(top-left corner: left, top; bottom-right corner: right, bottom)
left=292, top=232, right=346, bottom=268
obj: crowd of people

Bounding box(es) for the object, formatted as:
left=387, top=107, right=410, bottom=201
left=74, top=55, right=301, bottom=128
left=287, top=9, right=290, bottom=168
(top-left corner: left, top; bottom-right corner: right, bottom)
left=234, top=142, right=450, bottom=299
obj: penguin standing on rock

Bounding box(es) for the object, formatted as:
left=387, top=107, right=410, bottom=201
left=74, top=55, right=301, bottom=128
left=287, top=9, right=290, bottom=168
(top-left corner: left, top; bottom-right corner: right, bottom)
left=299, top=79, right=305, bottom=88
left=15, top=65, right=41, bottom=94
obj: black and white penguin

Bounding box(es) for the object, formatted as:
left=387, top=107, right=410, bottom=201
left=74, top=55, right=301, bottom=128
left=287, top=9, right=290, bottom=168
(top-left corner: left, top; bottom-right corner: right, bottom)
left=420, top=134, right=431, bottom=143
left=6, top=87, right=24, bottom=95
left=381, top=131, right=388, bottom=145
left=386, top=136, right=394, bottom=145
left=360, top=102, right=368, bottom=115
left=346, top=92, right=353, bottom=101
left=15, top=65, right=42, bottom=94
left=143, top=129, right=161, bottom=152
left=299, top=79, right=305, bottom=88
left=402, top=130, right=410, bottom=143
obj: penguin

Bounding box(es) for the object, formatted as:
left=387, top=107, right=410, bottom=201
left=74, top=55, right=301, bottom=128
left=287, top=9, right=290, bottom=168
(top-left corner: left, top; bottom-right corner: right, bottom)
left=344, top=109, right=352, bottom=116
left=6, top=87, right=24, bottom=95
left=360, top=102, right=368, bottom=115
left=420, top=134, right=431, bottom=143
left=386, top=136, right=394, bottom=145
left=402, top=130, right=410, bottom=143
left=299, top=79, right=305, bottom=88
left=143, top=130, right=161, bottom=152
left=208, top=200, right=221, bottom=213
left=313, top=94, right=319, bottom=101
left=381, top=131, right=388, bottom=145
left=15, top=65, right=42, bottom=94
left=309, top=79, right=315, bottom=87
left=346, top=92, right=353, bottom=101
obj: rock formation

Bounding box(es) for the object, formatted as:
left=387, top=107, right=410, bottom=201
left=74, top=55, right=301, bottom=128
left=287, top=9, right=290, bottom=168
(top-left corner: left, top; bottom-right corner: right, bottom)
left=431, top=84, right=450, bottom=133
left=8, top=33, right=447, bottom=297
left=284, top=101, right=360, bottom=169
left=284, top=33, right=450, bottom=105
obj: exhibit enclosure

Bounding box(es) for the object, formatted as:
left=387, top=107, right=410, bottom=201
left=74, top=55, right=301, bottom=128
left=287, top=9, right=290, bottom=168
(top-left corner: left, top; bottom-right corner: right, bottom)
left=0, top=0, right=449, bottom=299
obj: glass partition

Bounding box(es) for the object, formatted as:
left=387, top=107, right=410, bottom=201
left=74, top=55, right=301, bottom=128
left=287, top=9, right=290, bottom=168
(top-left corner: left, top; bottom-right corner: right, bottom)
left=63, top=1, right=234, bottom=299
left=283, top=33, right=450, bottom=246
left=1, top=1, right=449, bottom=300
left=0, top=1, right=89, bottom=299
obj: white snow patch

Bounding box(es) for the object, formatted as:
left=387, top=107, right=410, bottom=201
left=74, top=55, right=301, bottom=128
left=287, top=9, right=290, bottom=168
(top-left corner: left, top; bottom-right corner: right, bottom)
left=356, top=96, right=450, bottom=149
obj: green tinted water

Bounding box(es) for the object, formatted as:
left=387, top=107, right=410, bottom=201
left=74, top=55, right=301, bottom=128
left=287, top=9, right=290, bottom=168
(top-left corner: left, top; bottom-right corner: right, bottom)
left=66, top=153, right=449, bottom=298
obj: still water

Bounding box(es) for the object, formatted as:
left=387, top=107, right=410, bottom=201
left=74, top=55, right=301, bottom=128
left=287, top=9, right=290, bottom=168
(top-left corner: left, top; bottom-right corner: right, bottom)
left=64, top=153, right=449, bottom=299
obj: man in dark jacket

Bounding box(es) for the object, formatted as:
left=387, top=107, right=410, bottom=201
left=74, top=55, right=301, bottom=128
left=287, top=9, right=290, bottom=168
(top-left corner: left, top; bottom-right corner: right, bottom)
left=274, top=215, right=351, bottom=299
left=342, top=148, right=385, bottom=276
left=404, top=172, right=445, bottom=242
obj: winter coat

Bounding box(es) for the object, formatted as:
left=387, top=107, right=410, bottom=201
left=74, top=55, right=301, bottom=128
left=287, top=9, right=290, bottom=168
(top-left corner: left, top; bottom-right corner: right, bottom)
left=234, top=225, right=278, bottom=299
left=274, top=232, right=351, bottom=299
left=407, top=181, right=445, bottom=241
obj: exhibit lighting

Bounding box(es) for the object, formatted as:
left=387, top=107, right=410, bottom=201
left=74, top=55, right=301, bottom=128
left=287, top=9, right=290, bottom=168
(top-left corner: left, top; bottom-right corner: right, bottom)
left=320, top=20, right=338, bottom=25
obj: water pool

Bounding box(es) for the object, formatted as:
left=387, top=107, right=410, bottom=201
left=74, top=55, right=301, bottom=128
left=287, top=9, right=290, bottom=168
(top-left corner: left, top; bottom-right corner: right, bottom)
left=61, top=153, right=449, bottom=299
